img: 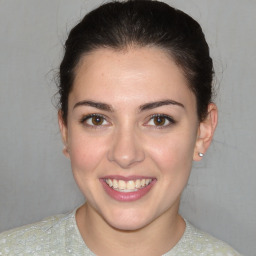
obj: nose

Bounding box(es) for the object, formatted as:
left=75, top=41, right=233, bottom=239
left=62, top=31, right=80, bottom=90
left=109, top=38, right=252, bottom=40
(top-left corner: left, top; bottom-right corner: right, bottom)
left=107, top=126, right=145, bottom=169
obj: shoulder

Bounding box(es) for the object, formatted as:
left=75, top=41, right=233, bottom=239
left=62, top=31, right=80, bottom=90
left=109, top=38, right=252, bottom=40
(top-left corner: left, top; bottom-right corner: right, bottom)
left=0, top=211, right=74, bottom=255
left=173, top=220, right=242, bottom=255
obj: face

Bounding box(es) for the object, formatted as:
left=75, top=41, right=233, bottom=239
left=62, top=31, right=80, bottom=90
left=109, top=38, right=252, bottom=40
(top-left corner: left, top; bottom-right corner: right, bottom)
left=60, top=47, right=202, bottom=231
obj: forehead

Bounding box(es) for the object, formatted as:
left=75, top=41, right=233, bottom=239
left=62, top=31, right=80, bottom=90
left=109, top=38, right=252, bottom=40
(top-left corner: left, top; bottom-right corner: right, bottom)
left=70, top=46, right=196, bottom=109
left=74, top=46, right=185, bottom=81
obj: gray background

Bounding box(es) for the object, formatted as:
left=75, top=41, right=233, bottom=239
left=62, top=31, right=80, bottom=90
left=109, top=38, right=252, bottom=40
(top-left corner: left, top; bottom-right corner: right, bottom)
left=0, top=1, right=255, bottom=255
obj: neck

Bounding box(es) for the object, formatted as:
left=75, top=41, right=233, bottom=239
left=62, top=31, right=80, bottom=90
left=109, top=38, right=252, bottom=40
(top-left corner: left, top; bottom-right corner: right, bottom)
left=76, top=202, right=185, bottom=256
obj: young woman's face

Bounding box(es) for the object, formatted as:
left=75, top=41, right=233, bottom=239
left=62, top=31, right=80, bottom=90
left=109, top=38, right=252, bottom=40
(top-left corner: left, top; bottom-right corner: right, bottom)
left=61, top=47, right=200, bottom=230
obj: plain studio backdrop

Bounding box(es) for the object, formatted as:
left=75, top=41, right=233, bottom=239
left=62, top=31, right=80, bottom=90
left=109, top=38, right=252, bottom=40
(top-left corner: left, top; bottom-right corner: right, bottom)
left=0, top=1, right=255, bottom=255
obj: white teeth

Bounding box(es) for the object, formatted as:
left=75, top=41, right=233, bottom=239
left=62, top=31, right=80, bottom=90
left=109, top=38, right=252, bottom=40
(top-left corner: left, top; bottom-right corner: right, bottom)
left=135, top=179, right=141, bottom=188
left=118, top=180, right=126, bottom=190
left=106, top=179, right=113, bottom=187
left=127, top=180, right=135, bottom=190
left=113, top=179, right=118, bottom=189
left=105, top=178, right=152, bottom=192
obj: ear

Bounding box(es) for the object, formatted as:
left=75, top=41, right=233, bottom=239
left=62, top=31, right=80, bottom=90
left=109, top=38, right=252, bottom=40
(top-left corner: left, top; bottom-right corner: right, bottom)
left=193, top=103, right=218, bottom=161
left=58, top=111, right=70, bottom=158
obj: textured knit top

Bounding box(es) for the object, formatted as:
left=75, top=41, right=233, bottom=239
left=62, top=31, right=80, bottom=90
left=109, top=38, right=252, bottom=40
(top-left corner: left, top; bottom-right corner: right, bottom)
left=0, top=208, right=242, bottom=256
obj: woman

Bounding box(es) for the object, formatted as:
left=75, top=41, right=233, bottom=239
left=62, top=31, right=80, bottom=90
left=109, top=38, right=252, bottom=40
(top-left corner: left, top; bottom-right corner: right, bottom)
left=0, top=0, right=241, bottom=255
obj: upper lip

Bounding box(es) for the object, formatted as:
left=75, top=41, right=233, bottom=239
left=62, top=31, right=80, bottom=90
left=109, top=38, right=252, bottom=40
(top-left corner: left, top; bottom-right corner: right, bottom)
left=101, top=175, right=156, bottom=181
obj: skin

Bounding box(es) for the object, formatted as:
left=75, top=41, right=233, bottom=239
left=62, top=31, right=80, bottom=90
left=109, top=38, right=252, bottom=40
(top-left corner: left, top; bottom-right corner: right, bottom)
left=59, top=46, right=218, bottom=256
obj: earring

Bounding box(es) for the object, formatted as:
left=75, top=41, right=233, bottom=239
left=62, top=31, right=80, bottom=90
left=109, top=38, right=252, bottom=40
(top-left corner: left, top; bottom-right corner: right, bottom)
left=198, top=152, right=204, bottom=157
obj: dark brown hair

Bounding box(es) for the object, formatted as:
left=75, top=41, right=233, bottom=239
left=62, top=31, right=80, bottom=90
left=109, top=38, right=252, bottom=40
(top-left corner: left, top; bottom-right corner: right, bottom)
left=58, top=0, right=214, bottom=124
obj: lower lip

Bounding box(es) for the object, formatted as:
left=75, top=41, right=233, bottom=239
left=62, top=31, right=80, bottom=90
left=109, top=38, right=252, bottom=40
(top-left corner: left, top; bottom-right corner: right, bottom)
left=100, top=179, right=156, bottom=202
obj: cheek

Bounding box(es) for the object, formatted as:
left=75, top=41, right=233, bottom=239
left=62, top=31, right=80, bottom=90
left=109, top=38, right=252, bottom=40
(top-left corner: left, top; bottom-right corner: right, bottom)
left=146, top=130, right=197, bottom=175
left=69, top=133, right=107, bottom=176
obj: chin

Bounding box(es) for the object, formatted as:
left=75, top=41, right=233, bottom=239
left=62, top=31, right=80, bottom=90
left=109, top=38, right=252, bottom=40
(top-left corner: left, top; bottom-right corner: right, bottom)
left=108, top=219, right=150, bottom=232
left=102, top=208, right=155, bottom=231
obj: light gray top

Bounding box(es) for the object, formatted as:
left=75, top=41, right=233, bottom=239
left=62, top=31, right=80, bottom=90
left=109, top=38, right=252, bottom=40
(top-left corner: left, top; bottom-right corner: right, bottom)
left=0, top=208, right=241, bottom=255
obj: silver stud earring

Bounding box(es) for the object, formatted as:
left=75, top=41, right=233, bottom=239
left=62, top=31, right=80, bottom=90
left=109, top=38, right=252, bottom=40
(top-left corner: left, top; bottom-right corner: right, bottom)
left=198, top=152, right=204, bottom=157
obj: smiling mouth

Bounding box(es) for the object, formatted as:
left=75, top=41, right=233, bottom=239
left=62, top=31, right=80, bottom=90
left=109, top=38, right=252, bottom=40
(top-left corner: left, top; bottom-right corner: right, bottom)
left=104, top=178, right=153, bottom=192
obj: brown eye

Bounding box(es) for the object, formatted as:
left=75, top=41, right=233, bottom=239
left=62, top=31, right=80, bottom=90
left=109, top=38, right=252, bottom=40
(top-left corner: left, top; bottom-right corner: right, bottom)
left=146, top=114, right=175, bottom=128
left=91, top=116, right=104, bottom=125
left=153, top=116, right=166, bottom=126
left=81, top=114, right=108, bottom=127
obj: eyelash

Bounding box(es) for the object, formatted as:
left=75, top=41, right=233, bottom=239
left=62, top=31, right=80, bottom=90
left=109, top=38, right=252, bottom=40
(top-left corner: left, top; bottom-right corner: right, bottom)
left=145, top=114, right=176, bottom=129
left=80, top=114, right=110, bottom=128
left=80, top=113, right=176, bottom=129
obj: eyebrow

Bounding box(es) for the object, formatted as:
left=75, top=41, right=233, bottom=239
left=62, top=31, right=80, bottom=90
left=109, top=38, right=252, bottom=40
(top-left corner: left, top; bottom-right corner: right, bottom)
left=73, top=100, right=114, bottom=112
left=139, top=100, right=184, bottom=111
left=73, top=99, right=184, bottom=112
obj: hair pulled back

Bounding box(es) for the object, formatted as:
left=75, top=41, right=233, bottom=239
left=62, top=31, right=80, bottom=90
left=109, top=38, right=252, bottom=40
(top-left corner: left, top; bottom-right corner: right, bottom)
left=59, top=0, right=214, bottom=124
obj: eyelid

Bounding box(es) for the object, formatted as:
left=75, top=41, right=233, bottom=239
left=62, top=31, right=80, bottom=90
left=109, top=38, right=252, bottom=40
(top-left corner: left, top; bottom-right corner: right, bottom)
left=144, top=114, right=176, bottom=128
left=80, top=113, right=111, bottom=127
